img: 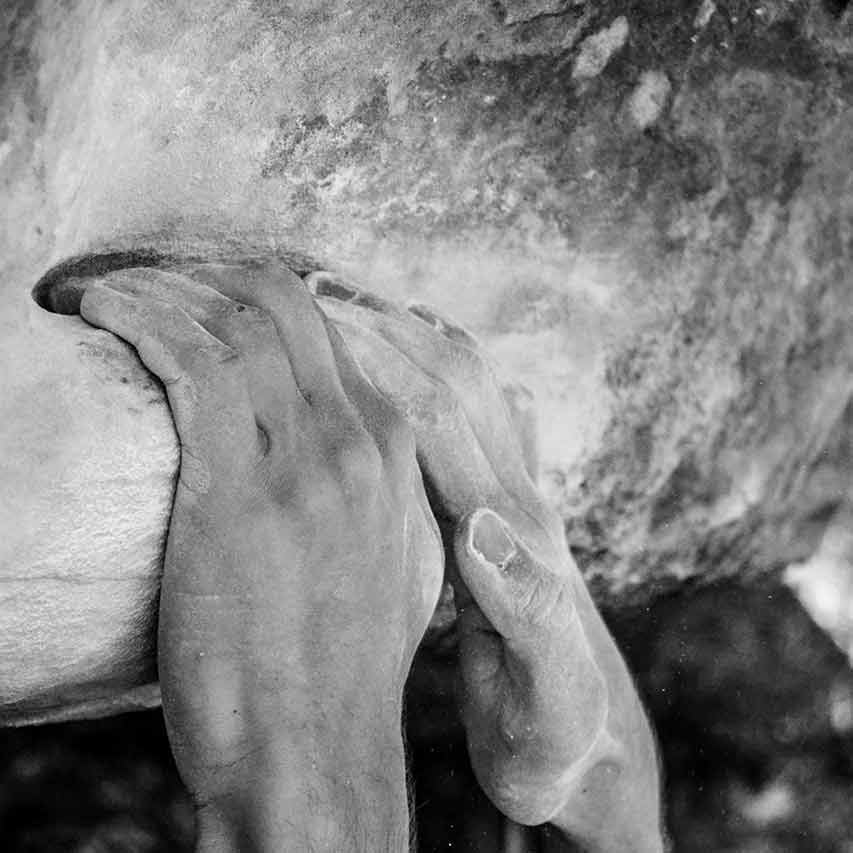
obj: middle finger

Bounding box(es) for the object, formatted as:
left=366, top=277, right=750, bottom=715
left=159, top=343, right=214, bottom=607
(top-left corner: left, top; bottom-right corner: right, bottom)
left=177, top=261, right=354, bottom=417
left=97, top=267, right=301, bottom=434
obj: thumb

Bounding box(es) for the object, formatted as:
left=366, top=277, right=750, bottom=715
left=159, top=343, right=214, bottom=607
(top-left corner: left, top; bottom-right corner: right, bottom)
left=454, top=509, right=571, bottom=641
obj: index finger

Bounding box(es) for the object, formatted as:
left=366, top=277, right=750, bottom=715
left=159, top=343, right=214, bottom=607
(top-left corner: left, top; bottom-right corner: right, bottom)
left=80, top=282, right=261, bottom=491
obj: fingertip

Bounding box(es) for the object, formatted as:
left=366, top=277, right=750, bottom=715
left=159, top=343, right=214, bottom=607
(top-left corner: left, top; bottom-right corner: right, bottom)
left=79, top=280, right=124, bottom=326
left=308, top=273, right=393, bottom=314
left=304, top=270, right=358, bottom=302
left=407, top=302, right=442, bottom=330
left=452, top=515, right=516, bottom=637
left=352, top=290, right=394, bottom=314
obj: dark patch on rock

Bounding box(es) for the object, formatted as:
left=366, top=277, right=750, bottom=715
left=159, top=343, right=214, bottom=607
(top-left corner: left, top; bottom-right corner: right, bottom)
left=824, top=0, right=851, bottom=19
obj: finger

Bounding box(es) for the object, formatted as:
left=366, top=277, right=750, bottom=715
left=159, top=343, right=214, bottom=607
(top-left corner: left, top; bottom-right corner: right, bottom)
left=500, top=381, right=540, bottom=483
left=80, top=282, right=260, bottom=483
left=178, top=261, right=351, bottom=414
left=97, top=268, right=301, bottom=435
left=407, top=295, right=541, bottom=483
left=323, top=316, right=526, bottom=524
left=311, top=283, right=539, bottom=509
left=321, top=319, right=420, bottom=488
left=454, top=509, right=609, bottom=755
left=307, top=273, right=500, bottom=436
left=291, top=287, right=425, bottom=505
left=319, top=316, right=559, bottom=567
left=102, top=266, right=238, bottom=318
left=448, top=544, right=508, bottom=712
left=403, top=491, right=446, bottom=642
left=453, top=509, right=574, bottom=644
left=457, top=615, right=504, bottom=700
left=303, top=270, right=359, bottom=303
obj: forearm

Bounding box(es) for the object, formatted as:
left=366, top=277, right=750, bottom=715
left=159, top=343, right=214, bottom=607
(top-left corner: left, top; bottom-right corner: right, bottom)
left=550, top=580, right=665, bottom=852
left=547, top=708, right=664, bottom=852
left=192, top=717, right=411, bottom=853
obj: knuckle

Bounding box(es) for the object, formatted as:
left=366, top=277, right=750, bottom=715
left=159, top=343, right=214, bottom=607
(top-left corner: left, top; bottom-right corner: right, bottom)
left=333, top=428, right=384, bottom=487
left=443, top=344, right=500, bottom=402
left=513, top=571, right=567, bottom=631
left=236, top=304, right=278, bottom=338
left=290, top=468, right=341, bottom=517
left=135, top=333, right=168, bottom=367
left=188, top=343, right=246, bottom=390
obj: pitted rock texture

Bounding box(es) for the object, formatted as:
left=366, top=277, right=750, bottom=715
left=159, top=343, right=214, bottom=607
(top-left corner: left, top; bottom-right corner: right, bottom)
left=1, top=0, right=852, bottom=614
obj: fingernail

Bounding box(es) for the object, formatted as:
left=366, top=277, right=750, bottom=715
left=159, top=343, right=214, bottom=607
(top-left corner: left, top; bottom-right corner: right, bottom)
left=305, top=272, right=358, bottom=301
left=408, top=303, right=443, bottom=330
left=470, top=510, right=516, bottom=569
left=353, top=291, right=388, bottom=312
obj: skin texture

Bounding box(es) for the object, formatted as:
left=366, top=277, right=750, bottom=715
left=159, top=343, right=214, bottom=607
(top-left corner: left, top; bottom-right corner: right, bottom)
left=74, top=262, right=663, bottom=850
left=79, top=264, right=442, bottom=851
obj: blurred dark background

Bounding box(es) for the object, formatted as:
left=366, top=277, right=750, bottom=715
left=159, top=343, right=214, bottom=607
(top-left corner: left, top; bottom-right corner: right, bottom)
left=1, top=577, right=851, bottom=852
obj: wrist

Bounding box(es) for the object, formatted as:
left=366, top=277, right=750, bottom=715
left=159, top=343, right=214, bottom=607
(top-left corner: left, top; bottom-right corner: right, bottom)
left=545, top=575, right=664, bottom=851
left=549, top=712, right=665, bottom=853
left=193, top=703, right=410, bottom=853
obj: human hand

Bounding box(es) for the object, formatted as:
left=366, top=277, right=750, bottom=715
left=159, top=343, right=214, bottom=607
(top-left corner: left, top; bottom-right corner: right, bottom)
left=78, top=261, right=443, bottom=851
left=449, top=507, right=609, bottom=824
left=308, top=271, right=664, bottom=850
